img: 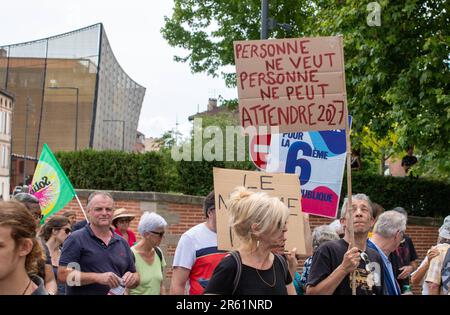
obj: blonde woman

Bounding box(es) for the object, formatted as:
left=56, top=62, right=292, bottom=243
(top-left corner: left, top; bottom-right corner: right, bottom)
left=204, top=187, right=297, bottom=295
left=129, top=212, right=168, bottom=295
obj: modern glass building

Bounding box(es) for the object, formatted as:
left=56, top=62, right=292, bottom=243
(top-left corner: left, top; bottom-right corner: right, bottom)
left=0, top=23, right=146, bottom=159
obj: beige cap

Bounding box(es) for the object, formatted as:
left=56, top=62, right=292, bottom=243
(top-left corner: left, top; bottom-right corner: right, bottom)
left=112, top=208, right=135, bottom=222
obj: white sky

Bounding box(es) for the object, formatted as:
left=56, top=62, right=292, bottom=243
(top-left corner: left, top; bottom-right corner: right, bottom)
left=0, top=0, right=237, bottom=139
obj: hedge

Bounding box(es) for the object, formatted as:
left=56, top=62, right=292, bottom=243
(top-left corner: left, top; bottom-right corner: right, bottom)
left=55, top=150, right=173, bottom=192
left=54, top=150, right=449, bottom=218
left=341, top=171, right=450, bottom=218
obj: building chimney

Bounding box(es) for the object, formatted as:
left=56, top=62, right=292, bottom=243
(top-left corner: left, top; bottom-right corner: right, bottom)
left=207, top=98, right=217, bottom=111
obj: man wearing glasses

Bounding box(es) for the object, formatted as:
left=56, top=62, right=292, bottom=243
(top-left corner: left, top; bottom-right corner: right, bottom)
left=58, top=191, right=140, bottom=295
left=14, top=193, right=58, bottom=295
left=367, top=211, right=407, bottom=295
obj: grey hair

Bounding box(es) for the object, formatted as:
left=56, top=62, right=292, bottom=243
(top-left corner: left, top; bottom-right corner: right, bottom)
left=329, top=219, right=344, bottom=235
left=438, top=215, right=450, bottom=240
left=13, top=193, right=39, bottom=208
left=392, top=207, right=408, bottom=219
left=86, top=191, right=114, bottom=210
left=138, top=212, right=168, bottom=235
left=340, top=193, right=373, bottom=219
left=312, top=225, right=340, bottom=251
left=373, top=210, right=407, bottom=238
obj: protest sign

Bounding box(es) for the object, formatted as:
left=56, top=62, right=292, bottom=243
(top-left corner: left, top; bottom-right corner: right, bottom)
left=234, top=36, right=347, bottom=133
left=213, top=167, right=306, bottom=255
left=250, top=117, right=352, bottom=218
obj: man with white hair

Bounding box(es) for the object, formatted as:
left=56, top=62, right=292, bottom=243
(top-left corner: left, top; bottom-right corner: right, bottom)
left=306, top=193, right=384, bottom=295
left=426, top=215, right=450, bottom=295
left=367, top=210, right=407, bottom=295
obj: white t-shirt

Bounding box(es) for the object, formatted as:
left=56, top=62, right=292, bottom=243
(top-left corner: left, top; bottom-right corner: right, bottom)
left=172, top=222, right=226, bottom=294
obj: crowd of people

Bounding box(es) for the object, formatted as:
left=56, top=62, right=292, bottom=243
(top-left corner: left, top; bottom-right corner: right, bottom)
left=0, top=189, right=448, bottom=295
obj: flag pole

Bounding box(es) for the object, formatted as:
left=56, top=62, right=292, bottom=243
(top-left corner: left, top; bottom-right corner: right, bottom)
left=74, top=194, right=89, bottom=223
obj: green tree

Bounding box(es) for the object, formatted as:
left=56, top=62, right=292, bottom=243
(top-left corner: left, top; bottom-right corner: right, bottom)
left=162, top=0, right=450, bottom=179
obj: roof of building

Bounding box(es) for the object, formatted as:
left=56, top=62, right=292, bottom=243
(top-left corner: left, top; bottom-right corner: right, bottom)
left=0, top=89, right=15, bottom=100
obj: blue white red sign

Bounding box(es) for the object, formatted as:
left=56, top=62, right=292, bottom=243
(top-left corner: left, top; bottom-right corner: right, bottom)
left=250, top=117, right=351, bottom=218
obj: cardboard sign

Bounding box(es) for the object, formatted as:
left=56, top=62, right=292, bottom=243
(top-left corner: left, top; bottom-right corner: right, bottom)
left=234, top=36, right=348, bottom=133
left=251, top=117, right=351, bottom=218
left=213, top=167, right=306, bottom=255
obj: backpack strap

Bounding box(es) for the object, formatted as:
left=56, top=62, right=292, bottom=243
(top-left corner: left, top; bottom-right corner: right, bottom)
left=229, top=251, right=242, bottom=295
left=441, top=248, right=450, bottom=292
left=154, top=246, right=164, bottom=273
left=274, top=253, right=289, bottom=283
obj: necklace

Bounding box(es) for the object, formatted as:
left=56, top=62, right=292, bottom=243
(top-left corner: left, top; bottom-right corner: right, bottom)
left=22, top=278, right=32, bottom=295
left=255, top=262, right=276, bottom=287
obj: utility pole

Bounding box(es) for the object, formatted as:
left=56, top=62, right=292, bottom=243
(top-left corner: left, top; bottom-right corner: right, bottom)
left=261, top=0, right=292, bottom=40
left=261, top=0, right=269, bottom=39
left=23, top=97, right=33, bottom=185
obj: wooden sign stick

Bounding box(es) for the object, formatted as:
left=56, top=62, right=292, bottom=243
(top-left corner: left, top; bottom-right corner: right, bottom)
left=345, top=117, right=356, bottom=295
left=340, top=35, right=355, bottom=295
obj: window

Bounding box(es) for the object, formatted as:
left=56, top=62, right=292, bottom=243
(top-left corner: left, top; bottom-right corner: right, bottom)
left=3, top=112, right=6, bottom=134
left=6, top=113, right=10, bottom=135
left=0, top=112, right=4, bottom=135
left=1, top=145, right=6, bottom=168
left=1, top=112, right=5, bottom=134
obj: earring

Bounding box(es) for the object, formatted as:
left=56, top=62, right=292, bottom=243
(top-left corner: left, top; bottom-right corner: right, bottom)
left=256, top=240, right=260, bottom=248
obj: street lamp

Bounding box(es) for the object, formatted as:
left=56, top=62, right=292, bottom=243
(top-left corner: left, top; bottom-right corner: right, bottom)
left=103, top=119, right=125, bottom=151
left=260, top=0, right=292, bottom=39
left=47, top=84, right=79, bottom=151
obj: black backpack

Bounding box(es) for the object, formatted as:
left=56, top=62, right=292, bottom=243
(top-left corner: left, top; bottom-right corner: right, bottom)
left=154, top=246, right=164, bottom=273
left=229, top=251, right=289, bottom=295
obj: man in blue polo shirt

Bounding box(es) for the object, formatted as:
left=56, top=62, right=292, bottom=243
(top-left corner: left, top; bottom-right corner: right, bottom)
left=58, top=191, right=139, bottom=295
left=367, top=210, right=406, bottom=295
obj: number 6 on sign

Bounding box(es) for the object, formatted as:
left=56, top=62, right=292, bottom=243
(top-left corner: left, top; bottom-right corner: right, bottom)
left=285, top=141, right=312, bottom=186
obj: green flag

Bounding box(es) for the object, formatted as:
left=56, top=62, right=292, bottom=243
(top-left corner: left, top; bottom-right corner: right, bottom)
left=30, top=144, right=76, bottom=223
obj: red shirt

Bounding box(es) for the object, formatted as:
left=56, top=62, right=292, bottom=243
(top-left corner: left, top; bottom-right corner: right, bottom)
left=114, top=228, right=137, bottom=247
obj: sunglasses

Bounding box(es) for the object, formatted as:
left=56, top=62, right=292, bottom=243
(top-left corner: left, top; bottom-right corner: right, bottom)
left=117, top=218, right=132, bottom=223
left=33, top=213, right=44, bottom=220
left=150, top=231, right=165, bottom=237
left=63, top=228, right=72, bottom=234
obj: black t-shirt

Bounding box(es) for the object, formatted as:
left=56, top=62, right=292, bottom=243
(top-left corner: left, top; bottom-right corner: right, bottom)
left=307, top=239, right=384, bottom=295
left=390, top=235, right=418, bottom=290
left=204, top=253, right=292, bottom=295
